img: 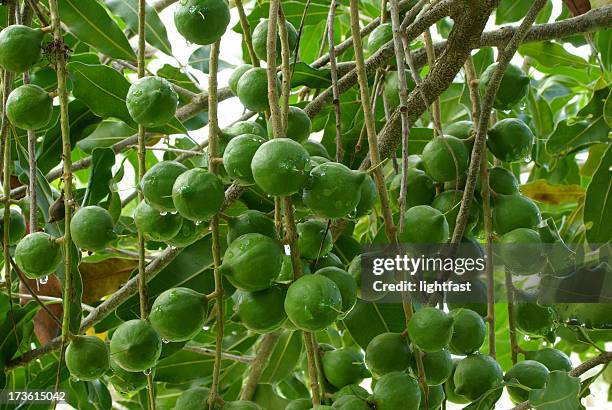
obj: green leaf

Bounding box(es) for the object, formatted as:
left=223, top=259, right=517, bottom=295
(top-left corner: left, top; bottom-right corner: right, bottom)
left=38, top=100, right=100, bottom=174
left=154, top=350, right=217, bottom=383
left=260, top=331, right=303, bottom=384
left=462, top=386, right=503, bottom=410
left=605, top=88, right=612, bottom=127
left=440, top=83, right=469, bottom=125
left=105, top=0, right=172, bottom=56
left=407, top=127, right=435, bottom=154
left=115, top=235, right=217, bottom=321
left=68, top=62, right=184, bottom=134
left=472, top=47, right=494, bottom=76
left=529, top=371, right=581, bottom=410
left=584, top=144, right=612, bottom=246
left=580, top=143, right=608, bottom=177
left=0, top=302, right=38, bottom=369
left=254, top=384, right=290, bottom=409
left=77, top=120, right=135, bottom=154
left=342, top=300, right=406, bottom=349
left=546, top=88, right=611, bottom=156
left=595, top=29, right=612, bottom=72
left=290, top=62, right=332, bottom=89
left=157, top=64, right=200, bottom=93
left=82, top=148, right=115, bottom=206
left=495, top=0, right=531, bottom=24
left=188, top=46, right=234, bottom=74
left=68, top=62, right=134, bottom=125
left=527, top=89, right=554, bottom=139
left=58, top=0, right=136, bottom=61
left=519, top=42, right=591, bottom=69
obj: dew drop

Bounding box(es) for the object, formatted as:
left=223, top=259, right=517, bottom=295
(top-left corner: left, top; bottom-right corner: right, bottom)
left=38, top=275, right=49, bottom=285
left=162, top=338, right=170, bottom=344
left=143, top=368, right=152, bottom=375
left=160, top=211, right=168, bottom=216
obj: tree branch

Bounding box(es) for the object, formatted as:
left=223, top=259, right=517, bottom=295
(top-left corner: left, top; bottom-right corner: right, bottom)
left=305, top=0, right=457, bottom=120
left=239, top=332, right=281, bottom=400
left=361, top=1, right=494, bottom=170
left=451, top=0, right=547, bottom=245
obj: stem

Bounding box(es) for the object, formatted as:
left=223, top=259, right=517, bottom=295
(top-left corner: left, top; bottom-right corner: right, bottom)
left=464, top=57, right=496, bottom=358
left=183, top=345, right=255, bottom=364
left=46, top=0, right=74, bottom=405
left=207, top=39, right=224, bottom=410
left=136, top=0, right=155, bottom=406
left=349, top=0, right=396, bottom=243
left=451, top=0, right=546, bottom=245
left=423, top=28, right=443, bottom=136
left=235, top=0, right=259, bottom=67
left=505, top=270, right=519, bottom=365
left=21, top=5, right=38, bottom=232
left=266, top=0, right=282, bottom=138
left=278, top=7, right=291, bottom=133
left=136, top=0, right=149, bottom=321
left=10, top=257, right=63, bottom=328
left=389, top=0, right=411, bottom=234
left=239, top=332, right=281, bottom=400
left=1, top=44, right=18, bottom=367
left=327, top=0, right=343, bottom=163
left=303, top=331, right=322, bottom=406
left=268, top=0, right=321, bottom=404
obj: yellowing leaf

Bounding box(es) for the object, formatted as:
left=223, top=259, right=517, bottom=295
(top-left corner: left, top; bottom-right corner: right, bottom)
left=521, top=180, right=585, bottom=205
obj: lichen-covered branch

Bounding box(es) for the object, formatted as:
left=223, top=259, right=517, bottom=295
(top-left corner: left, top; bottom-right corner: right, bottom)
left=450, top=0, right=547, bottom=245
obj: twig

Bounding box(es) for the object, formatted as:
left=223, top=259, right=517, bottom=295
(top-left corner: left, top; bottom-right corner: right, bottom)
left=1, top=0, right=19, bottom=358
left=10, top=258, right=63, bottom=328
left=239, top=333, right=281, bottom=400
left=207, top=39, right=224, bottom=410
left=21, top=5, right=38, bottom=231
left=306, top=0, right=456, bottom=120
left=350, top=0, right=397, bottom=243
left=47, top=0, right=76, bottom=404
left=278, top=7, right=291, bottom=132
left=464, top=56, right=496, bottom=358
left=389, top=1, right=430, bottom=403
left=450, top=0, right=546, bottom=246
left=505, top=270, right=519, bottom=365
left=303, top=331, right=323, bottom=406
left=235, top=0, right=259, bottom=67
left=12, top=292, right=95, bottom=312
left=509, top=351, right=612, bottom=410
left=327, top=0, right=343, bottom=162
left=312, top=0, right=426, bottom=68
left=389, top=0, right=412, bottom=234
left=183, top=345, right=255, bottom=364
left=422, top=28, right=443, bottom=136
left=136, top=1, right=156, bottom=406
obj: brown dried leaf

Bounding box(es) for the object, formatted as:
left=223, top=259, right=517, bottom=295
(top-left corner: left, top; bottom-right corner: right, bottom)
left=79, top=257, right=137, bottom=303
left=20, top=276, right=62, bottom=344
left=562, top=0, right=591, bottom=16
